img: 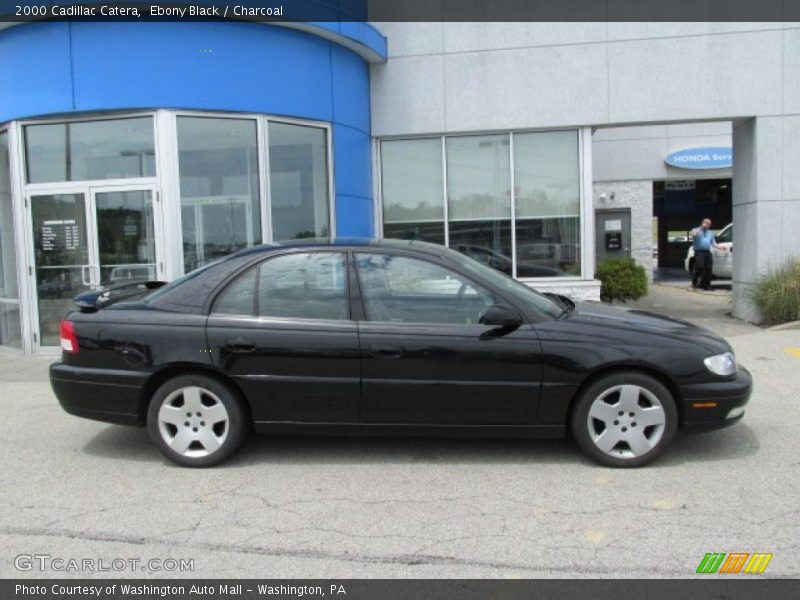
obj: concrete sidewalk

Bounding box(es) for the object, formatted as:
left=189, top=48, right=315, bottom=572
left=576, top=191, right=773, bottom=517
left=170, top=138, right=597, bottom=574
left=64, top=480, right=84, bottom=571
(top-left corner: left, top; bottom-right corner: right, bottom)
left=0, top=353, right=52, bottom=383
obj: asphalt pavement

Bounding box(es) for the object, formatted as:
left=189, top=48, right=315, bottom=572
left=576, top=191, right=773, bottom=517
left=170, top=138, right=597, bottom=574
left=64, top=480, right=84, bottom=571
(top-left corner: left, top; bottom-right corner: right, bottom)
left=1, top=294, right=799, bottom=578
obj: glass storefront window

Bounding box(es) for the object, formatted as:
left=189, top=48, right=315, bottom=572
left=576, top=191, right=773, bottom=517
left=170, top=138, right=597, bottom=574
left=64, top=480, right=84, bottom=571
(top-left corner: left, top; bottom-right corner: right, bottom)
left=24, top=117, right=155, bottom=183
left=381, top=138, right=445, bottom=244
left=0, top=131, right=22, bottom=348
left=514, top=131, right=581, bottom=277
left=446, top=134, right=514, bottom=277
left=268, top=122, right=330, bottom=241
left=177, top=116, right=261, bottom=273
left=381, top=130, right=583, bottom=279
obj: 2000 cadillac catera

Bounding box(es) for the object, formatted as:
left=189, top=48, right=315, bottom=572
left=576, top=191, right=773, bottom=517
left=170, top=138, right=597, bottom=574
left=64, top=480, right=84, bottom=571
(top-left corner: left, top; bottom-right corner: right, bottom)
left=50, top=239, right=752, bottom=468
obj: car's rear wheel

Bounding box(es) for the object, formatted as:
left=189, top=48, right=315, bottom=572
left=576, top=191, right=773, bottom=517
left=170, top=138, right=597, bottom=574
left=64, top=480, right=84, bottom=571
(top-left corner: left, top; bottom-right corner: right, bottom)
left=147, top=374, right=248, bottom=467
left=571, top=371, right=677, bottom=467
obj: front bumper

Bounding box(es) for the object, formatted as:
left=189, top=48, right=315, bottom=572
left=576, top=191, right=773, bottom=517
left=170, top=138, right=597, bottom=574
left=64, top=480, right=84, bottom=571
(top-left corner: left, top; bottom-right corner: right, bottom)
left=50, top=362, right=148, bottom=426
left=678, top=365, right=752, bottom=433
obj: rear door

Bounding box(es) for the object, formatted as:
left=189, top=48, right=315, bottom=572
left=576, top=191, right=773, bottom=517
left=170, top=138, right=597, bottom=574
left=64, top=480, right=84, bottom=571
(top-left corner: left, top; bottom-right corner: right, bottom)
left=205, top=251, right=360, bottom=423
left=354, top=251, right=543, bottom=425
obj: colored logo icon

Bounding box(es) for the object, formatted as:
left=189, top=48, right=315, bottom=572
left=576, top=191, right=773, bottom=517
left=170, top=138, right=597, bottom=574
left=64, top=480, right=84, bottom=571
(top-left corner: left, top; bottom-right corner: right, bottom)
left=696, top=552, right=773, bottom=574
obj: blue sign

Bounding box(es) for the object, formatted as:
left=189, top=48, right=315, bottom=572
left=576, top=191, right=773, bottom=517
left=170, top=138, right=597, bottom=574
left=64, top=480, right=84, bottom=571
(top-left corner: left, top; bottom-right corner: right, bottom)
left=665, top=146, right=733, bottom=170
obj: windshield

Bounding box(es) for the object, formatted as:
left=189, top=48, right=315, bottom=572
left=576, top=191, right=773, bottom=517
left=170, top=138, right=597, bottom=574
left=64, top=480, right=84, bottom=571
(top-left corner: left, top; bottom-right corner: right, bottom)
left=444, top=248, right=564, bottom=319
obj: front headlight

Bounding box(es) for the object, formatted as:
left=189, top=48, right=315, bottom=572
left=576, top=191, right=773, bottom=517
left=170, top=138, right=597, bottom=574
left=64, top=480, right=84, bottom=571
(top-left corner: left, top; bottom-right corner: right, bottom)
left=704, top=352, right=737, bottom=376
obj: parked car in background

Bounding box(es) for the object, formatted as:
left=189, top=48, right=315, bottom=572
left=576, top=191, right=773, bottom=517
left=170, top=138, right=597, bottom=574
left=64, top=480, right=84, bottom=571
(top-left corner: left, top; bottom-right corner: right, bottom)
left=106, top=264, right=156, bottom=285
left=51, top=239, right=751, bottom=469
left=685, top=223, right=733, bottom=279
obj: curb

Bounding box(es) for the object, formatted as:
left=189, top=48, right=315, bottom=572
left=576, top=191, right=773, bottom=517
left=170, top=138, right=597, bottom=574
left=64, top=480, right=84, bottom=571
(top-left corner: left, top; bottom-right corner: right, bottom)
left=767, top=321, right=800, bottom=331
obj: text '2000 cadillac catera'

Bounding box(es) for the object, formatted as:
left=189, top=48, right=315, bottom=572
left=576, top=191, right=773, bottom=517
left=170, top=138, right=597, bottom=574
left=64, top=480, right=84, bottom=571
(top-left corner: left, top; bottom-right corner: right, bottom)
left=50, top=239, right=752, bottom=468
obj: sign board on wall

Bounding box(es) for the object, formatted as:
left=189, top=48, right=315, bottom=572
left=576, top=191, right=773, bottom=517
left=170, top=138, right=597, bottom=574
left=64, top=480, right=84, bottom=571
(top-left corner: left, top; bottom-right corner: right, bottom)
left=665, top=147, right=733, bottom=170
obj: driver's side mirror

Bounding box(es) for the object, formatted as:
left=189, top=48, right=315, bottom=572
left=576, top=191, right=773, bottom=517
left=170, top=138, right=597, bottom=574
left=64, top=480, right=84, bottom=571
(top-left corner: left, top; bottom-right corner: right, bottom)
left=479, top=303, right=523, bottom=327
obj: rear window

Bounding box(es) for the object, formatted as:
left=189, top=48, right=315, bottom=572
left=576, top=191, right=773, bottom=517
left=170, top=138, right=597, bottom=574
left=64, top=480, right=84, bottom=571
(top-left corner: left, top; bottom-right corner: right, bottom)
left=147, top=255, right=255, bottom=314
left=210, top=252, right=348, bottom=320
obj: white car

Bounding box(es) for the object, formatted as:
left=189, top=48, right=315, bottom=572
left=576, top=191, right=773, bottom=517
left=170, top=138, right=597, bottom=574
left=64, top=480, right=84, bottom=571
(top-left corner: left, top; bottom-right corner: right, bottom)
left=684, top=223, right=733, bottom=279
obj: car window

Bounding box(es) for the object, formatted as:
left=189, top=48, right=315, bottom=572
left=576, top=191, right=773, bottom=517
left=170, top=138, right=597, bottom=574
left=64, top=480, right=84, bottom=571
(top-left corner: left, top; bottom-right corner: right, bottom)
left=355, top=253, right=495, bottom=325
left=717, top=226, right=732, bottom=244
left=211, top=267, right=257, bottom=316
left=443, top=247, right=564, bottom=319
left=257, top=252, right=348, bottom=320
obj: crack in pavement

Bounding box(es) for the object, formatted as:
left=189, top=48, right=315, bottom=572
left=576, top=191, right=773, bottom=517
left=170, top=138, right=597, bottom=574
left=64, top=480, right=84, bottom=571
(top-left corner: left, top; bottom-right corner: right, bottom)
left=5, top=524, right=795, bottom=577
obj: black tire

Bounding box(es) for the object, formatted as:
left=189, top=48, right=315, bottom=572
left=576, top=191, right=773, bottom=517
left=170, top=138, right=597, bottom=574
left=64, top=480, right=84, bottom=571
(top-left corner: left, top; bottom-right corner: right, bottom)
left=571, top=371, right=678, bottom=468
left=147, top=374, right=248, bottom=467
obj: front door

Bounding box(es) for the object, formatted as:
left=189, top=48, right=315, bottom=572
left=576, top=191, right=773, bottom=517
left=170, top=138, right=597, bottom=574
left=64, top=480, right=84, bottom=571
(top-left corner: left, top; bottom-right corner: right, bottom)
left=354, top=252, right=542, bottom=425
left=27, top=184, right=162, bottom=350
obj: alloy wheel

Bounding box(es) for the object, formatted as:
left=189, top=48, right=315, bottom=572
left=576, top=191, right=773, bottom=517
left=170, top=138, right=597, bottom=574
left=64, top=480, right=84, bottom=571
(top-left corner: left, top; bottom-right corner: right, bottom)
left=586, top=384, right=667, bottom=459
left=157, top=386, right=229, bottom=458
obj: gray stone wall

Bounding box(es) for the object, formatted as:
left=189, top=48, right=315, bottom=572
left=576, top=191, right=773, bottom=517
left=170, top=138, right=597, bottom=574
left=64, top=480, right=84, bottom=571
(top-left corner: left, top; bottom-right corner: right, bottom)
left=593, top=122, right=732, bottom=183
left=732, top=116, right=800, bottom=322
left=370, top=21, right=800, bottom=318
left=593, top=181, right=654, bottom=280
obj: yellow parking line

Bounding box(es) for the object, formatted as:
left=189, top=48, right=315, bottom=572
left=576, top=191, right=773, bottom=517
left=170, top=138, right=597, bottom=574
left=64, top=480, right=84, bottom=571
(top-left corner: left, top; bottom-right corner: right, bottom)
left=783, top=347, right=800, bottom=359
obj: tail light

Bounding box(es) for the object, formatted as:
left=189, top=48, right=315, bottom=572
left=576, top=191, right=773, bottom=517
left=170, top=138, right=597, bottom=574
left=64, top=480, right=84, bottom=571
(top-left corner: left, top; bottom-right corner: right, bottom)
left=59, top=320, right=79, bottom=354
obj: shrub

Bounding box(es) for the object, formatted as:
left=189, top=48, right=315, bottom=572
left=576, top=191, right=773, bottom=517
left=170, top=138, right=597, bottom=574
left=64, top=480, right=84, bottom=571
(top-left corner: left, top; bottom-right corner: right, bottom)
left=747, top=256, right=800, bottom=325
left=596, top=257, right=648, bottom=303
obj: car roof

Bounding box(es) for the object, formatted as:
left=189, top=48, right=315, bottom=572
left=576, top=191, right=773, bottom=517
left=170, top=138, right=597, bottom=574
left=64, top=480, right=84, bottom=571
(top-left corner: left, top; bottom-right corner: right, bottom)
left=228, top=237, right=450, bottom=259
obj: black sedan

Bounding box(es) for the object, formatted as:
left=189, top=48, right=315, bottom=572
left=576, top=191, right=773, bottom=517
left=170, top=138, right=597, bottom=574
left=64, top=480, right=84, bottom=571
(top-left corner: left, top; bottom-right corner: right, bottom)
left=50, top=239, right=751, bottom=468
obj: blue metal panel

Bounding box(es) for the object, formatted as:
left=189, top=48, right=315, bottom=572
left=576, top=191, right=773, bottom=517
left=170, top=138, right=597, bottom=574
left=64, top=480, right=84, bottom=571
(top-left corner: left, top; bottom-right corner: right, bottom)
left=331, top=44, right=370, bottom=133
left=336, top=194, right=374, bottom=237
left=333, top=124, right=372, bottom=197
left=70, top=21, right=334, bottom=121
left=0, top=19, right=377, bottom=236
left=0, top=21, right=73, bottom=121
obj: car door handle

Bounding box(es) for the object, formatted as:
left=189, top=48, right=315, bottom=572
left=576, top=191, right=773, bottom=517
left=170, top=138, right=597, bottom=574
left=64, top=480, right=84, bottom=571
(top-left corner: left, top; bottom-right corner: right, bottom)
left=225, top=337, right=256, bottom=353
left=370, top=345, right=403, bottom=359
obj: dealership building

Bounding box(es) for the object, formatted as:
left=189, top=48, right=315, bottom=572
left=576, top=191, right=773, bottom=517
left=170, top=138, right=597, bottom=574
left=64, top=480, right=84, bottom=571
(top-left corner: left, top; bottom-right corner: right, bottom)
left=1, top=15, right=799, bottom=353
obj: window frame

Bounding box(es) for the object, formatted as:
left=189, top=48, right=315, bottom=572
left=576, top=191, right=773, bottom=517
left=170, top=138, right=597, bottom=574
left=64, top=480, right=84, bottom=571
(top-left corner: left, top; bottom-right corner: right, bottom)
left=169, top=110, right=335, bottom=269
left=17, top=109, right=335, bottom=280
left=208, top=249, right=353, bottom=323
left=21, top=112, right=160, bottom=189
left=376, top=127, right=592, bottom=282
left=351, top=249, right=526, bottom=328
left=0, top=126, right=24, bottom=350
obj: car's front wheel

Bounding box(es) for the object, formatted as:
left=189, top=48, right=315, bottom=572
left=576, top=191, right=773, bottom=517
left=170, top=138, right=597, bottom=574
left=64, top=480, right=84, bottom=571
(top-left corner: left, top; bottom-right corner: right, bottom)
left=147, top=374, right=248, bottom=467
left=571, top=371, right=677, bottom=467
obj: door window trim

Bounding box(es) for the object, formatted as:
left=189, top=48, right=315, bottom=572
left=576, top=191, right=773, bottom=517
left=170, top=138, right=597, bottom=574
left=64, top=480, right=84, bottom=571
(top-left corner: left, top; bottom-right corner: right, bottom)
left=207, top=249, right=353, bottom=323
left=351, top=249, right=526, bottom=328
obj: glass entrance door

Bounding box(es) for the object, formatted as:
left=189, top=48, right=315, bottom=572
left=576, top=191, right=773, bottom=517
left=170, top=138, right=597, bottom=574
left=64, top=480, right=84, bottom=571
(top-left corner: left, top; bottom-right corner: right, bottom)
left=28, top=185, right=162, bottom=350
left=29, top=192, right=92, bottom=348
left=93, top=188, right=158, bottom=286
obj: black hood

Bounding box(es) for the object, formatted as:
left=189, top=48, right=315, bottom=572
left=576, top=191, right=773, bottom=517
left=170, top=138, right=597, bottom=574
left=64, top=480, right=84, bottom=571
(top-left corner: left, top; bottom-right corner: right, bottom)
left=565, top=301, right=732, bottom=354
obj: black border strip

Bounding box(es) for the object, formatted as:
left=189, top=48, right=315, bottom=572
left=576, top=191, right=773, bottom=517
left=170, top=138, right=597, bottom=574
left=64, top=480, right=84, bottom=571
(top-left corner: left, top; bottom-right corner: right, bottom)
left=1, top=1, right=799, bottom=22
left=3, top=579, right=800, bottom=599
